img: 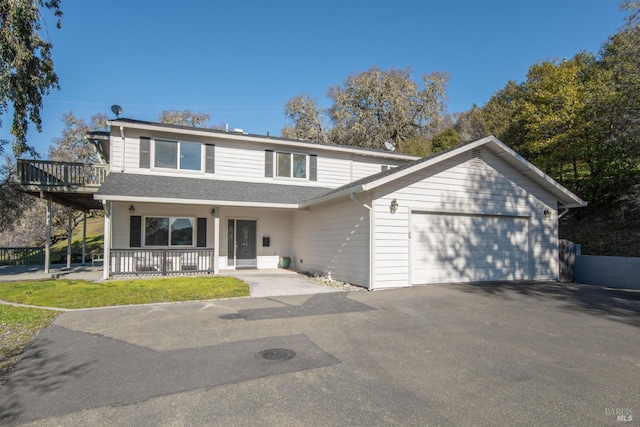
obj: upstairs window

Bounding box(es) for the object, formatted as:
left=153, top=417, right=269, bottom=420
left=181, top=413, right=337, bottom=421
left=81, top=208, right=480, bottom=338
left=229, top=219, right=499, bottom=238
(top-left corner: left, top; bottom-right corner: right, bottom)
left=154, top=139, right=202, bottom=171
left=276, top=152, right=307, bottom=179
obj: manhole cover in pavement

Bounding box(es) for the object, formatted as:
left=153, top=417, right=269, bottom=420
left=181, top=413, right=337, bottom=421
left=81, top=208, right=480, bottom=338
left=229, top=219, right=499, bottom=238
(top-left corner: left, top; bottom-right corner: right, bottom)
left=257, top=348, right=296, bottom=362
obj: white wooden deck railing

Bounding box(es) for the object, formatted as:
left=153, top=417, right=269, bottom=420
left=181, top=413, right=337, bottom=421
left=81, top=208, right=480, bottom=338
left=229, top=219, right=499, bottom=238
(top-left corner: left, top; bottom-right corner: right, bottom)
left=17, top=159, right=109, bottom=187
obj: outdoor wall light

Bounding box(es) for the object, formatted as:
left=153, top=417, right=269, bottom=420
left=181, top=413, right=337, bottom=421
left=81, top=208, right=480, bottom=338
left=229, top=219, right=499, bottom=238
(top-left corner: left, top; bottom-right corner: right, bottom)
left=128, top=204, right=135, bottom=214
left=211, top=208, right=216, bottom=216
left=543, top=208, right=551, bottom=220
left=390, top=198, right=399, bottom=214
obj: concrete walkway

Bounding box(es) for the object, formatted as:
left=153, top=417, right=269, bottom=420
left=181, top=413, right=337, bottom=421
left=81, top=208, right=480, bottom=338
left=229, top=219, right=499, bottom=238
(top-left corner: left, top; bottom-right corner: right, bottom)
left=221, top=268, right=348, bottom=297
left=0, top=264, right=103, bottom=282
left=0, top=265, right=347, bottom=298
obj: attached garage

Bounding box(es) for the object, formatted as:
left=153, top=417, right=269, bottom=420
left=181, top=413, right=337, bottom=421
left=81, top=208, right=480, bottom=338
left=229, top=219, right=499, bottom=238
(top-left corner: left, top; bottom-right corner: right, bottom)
left=411, top=213, right=530, bottom=284
left=301, top=136, right=587, bottom=290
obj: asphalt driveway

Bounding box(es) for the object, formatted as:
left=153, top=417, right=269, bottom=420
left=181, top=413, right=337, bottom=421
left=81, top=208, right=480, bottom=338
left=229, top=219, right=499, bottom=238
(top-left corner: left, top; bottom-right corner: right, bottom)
left=1, top=281, right=638, bottom=426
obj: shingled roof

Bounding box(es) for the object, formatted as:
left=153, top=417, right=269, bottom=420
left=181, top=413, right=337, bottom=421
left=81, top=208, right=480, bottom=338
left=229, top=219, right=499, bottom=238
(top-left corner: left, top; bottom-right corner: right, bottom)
left=95, top=173, right=333, bottom=206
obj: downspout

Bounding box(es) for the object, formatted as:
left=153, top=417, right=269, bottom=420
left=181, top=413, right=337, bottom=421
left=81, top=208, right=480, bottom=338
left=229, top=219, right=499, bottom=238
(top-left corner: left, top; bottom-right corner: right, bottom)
left=350, top=193, right=371, bottom=210
left=119, top=126, right=125, bottom=172
left=350, top=193, right=373, bottom=291
left=558, top=207, right=569, bottom=218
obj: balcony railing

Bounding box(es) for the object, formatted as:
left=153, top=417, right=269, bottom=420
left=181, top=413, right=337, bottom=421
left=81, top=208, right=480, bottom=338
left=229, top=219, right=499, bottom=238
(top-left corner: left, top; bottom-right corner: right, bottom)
left=17, top=159, right=109, bottom=188
left=109, top=248, right=215, bottom=276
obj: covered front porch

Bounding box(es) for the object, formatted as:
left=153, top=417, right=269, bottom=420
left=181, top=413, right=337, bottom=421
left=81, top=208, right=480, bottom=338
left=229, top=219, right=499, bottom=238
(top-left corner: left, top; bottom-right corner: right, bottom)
left=101, top=200, right=298, bottom=280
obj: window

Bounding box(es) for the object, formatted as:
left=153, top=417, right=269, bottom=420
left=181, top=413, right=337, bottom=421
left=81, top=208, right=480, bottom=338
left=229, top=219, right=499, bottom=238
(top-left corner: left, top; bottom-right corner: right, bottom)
left=154, top=139, right=202, bottom=171
left=145, top=217, right=193, bottom=246
left=275, top=152, right=307, bottom=178
left=155, top=140, right=177, bottom=169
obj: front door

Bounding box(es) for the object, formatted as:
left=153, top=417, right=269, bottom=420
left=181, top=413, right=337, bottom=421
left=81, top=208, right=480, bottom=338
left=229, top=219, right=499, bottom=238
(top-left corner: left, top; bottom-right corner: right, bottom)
left=233, top=219, right=257, bottom=268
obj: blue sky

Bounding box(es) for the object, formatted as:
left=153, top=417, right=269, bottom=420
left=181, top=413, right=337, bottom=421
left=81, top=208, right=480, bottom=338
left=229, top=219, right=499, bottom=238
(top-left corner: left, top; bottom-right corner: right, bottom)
left=1, top=0, right=627, bottom=157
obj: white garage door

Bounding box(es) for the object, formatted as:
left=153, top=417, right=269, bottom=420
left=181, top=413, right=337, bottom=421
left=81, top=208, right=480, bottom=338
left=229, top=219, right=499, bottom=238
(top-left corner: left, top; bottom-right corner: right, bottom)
left=411, top=213, right=530, bottom=284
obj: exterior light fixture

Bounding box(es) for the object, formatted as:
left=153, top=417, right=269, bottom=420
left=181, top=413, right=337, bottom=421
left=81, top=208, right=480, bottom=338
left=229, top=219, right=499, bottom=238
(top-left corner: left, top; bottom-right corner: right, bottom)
left=390, top=198, right=399, bottom=214
left=543, top=208, right=551, bottom=220
left=128, top=204, right=135, bottom=214
left=211, top=208, right=216, bottom=216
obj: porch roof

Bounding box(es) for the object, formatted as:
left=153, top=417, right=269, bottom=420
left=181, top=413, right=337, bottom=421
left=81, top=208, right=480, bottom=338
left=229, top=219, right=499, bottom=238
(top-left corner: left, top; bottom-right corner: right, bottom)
left=95, top=172, right=333, bottom=208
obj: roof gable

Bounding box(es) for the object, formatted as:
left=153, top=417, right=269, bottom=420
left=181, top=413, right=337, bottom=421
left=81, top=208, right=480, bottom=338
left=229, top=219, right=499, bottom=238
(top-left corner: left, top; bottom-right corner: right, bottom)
left=303, top=136, right=587, bottom=209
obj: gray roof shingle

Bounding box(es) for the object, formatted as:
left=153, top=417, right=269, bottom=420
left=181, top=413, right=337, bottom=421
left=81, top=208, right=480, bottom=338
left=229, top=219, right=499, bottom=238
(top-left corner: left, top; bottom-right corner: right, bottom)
left=96, top=173, right=334, bottom=205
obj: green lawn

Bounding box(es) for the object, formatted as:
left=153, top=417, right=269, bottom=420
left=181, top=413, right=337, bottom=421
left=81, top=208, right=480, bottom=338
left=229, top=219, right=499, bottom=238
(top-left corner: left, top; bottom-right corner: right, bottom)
left=0, top=276, right=250, bottom=309
left=0, top=305, right=60, bottom=383
left=0, top=276, right=250, bottom=384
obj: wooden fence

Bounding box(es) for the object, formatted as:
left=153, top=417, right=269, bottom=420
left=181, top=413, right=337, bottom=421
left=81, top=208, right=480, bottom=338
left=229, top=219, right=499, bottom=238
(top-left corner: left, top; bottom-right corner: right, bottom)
left=0, top=247, right=44, bottom=265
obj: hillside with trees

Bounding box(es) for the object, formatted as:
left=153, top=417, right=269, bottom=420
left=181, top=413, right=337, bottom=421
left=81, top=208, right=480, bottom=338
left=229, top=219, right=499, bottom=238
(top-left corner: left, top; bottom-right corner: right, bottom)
left=282, top=1, right=640, bottom=256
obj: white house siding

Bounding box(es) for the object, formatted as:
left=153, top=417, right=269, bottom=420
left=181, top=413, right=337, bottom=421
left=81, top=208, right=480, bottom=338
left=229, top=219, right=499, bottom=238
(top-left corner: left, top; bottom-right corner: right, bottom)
left=352, top=157, right=391, bottom=181
left=109, top=128, right=413, bottom=188
left=371, top=149, right=559, bottom=288
left=217, top=207, right=294, bottom=269
left=292, top=197, right=370, bottom=288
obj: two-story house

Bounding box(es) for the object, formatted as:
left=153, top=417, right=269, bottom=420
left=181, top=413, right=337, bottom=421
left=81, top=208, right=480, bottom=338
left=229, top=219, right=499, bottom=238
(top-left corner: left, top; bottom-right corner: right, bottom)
left=19, top=118, right=586, bottom=289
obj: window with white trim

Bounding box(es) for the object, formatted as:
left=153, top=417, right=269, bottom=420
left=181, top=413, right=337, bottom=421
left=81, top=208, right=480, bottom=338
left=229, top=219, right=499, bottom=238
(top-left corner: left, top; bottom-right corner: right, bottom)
left=276, top=152, right=307, bottom=178
left=145, top=217, right=194, bottom=246
left=154, top=139, right=202, bottom=171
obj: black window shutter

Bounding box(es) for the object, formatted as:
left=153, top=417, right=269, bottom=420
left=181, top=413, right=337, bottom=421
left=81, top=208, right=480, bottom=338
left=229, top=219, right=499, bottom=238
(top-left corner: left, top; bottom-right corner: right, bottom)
left=265, top=150, right=273, bottom=177
left=139, top=137, right=151, bottom=168
left=130, top=215, right=142, bottom=247
left=309, top=155, right=317, bottom=181
left=205, top=144, right=215, bottom=173
left=197, top=217, right=207, bottom=247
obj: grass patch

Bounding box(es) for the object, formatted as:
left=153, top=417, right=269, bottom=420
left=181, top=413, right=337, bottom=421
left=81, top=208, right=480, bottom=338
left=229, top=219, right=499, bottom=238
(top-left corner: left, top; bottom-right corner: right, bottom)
left=0, top=276, right=249, bottom=309
left=0, top=275, right=248, bottom=384
left=0, top=305, right=59, bottom=383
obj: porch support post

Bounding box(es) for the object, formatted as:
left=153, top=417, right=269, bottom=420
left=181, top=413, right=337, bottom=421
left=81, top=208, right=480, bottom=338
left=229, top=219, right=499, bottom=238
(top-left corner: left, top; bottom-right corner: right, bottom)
left=44, top=200, right=51, bottom=274
left=81, top=211, right=87, bottom=265
left=213, top=207, right=220, bottom=274
left=103, top=202, right=112, bottom=280
left=66, top=206, right=72, bottom=269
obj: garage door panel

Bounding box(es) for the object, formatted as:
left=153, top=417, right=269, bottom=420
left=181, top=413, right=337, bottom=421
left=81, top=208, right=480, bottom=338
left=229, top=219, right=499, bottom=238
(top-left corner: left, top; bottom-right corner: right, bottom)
left=411, top=213, right=529, bottom=285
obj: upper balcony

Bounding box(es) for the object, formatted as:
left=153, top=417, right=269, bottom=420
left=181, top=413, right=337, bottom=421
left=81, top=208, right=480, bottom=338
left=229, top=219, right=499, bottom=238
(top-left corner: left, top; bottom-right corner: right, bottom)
left=16, top=159, right=109, bottom=211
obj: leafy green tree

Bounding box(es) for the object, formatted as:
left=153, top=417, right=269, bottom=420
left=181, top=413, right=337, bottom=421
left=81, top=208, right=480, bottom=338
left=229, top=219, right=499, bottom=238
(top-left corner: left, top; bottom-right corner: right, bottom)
left=158, top=110, right=210, bottom=127
left=479, top=80, right=527, bottom=148
left=452, top=105, right=487, bottom=142
left=599, top=1, right=640, bottom=169
left=0, top=155, right=35, bottom=234
left=431, top=128, right=462, bottom=152
left=48, top=112, right=108, bottom=163
left=398, top=136, right=433, bottom=157
left=281, top=94, right=327, bottom=142
left=0, top=0, right=62, bottom=157
left=327, top=67, right=448, bottom=151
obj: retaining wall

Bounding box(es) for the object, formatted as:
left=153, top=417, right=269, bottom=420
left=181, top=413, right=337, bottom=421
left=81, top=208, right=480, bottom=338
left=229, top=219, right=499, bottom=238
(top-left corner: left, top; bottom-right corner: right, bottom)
left=575, top=255, right=640, bottom=290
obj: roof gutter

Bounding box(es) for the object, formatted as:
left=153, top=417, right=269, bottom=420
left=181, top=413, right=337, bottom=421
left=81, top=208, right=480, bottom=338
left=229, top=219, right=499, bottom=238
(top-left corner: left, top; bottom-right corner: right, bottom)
left=350, top=193, right=371, bottom=210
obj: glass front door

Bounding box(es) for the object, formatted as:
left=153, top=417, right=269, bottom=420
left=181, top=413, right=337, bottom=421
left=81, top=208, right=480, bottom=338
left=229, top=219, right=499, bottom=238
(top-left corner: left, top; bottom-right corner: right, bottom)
left=228, top=219, right=257, bottom=268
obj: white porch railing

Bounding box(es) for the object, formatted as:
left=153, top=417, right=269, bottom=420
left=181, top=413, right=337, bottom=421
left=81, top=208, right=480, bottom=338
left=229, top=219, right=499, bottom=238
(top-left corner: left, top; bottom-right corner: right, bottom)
left=109, top=248, right=215, bottom=276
